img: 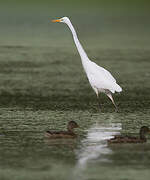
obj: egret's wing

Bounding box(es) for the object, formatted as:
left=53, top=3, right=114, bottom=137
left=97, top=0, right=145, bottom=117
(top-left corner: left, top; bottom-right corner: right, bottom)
left=87, top=61, right=122, bottom=93
left=88, top=73, right=116, bottom=93
left=90, top=61, right=116, bottom=83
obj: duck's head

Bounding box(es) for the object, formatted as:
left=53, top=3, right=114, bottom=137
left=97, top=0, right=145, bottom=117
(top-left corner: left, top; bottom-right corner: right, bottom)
left=140, top=126, right=150, bottom=139
left=67, top=121, right=79, bottom=131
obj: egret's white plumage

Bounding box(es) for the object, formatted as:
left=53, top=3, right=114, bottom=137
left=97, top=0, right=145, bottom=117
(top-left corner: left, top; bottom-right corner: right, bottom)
left=52, top=17, right=122, bottom=109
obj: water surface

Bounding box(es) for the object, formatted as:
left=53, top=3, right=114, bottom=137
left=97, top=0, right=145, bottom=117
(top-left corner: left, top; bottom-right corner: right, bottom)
left=0, top=1, right=150, bottom=180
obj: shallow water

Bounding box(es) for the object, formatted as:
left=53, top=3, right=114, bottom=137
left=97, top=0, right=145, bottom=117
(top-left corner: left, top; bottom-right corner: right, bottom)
left=0, top=1, right=150, bottom=180
left=0, top=110, right=150, bottom=180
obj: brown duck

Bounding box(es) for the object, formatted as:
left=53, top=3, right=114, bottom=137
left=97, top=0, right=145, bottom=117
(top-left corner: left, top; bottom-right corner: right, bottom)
left=45, top=121, right=79, bottom=138
left=107, top=126, right=150, bottom=144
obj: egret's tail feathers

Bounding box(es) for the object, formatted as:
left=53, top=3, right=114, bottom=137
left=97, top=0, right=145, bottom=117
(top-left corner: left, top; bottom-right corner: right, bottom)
left=115, top=84, right=122, bottom=92
left=108, top=84, right=122, bottom=94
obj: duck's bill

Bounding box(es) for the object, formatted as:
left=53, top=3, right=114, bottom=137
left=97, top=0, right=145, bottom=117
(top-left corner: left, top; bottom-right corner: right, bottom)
left=52, top=19, right=61, bottom=22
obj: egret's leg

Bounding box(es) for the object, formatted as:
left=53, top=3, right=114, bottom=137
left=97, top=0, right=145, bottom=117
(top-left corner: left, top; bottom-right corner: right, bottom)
left=97, top=94, right=102, bottom=110
left=106, top=93, right=118, bottom=111
left=95, top=89, right=101, bottom=111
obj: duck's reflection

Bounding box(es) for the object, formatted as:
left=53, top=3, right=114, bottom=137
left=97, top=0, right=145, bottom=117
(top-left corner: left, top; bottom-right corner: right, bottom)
left=75, top=123, right=122, bottom=169
left=44, top=138, right=78, bottom=150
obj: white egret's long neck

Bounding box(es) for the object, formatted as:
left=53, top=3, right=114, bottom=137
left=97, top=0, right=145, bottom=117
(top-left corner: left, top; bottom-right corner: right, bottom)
left=66, top=21, right=89, bottom=64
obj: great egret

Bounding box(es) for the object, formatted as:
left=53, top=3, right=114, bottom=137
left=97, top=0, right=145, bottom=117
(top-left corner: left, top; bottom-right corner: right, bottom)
left=52, top=17, right=122, bottom=110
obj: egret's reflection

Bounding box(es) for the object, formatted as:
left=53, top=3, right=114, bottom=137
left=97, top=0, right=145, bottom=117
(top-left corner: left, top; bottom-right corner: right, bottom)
left=75, top=122, right=122, bottom=170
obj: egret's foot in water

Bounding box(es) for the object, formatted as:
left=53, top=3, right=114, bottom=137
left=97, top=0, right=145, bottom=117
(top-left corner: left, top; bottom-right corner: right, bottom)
left=115, top=107, right=118, bottom=112
left=99, top=106, right=102, bottom=112
left=98, top=102, right=103, bottom=112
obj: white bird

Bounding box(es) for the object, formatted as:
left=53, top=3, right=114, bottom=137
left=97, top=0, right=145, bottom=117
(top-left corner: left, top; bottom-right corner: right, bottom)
left=52, top=17, right=122, bottom=110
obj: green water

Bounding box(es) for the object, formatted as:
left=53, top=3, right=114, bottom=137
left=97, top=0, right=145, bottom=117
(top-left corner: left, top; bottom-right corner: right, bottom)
left=0, top=1, right=150, bottom=180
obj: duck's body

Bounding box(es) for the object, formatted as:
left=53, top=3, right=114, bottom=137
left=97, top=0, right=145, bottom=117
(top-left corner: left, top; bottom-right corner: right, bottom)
left=107, top=135, right=146, bottom=144
left=45, top=130, right=77, bottom=138
left=108, top=126, right=150, bottom=144
left=45, top=121, right=79, bottom=139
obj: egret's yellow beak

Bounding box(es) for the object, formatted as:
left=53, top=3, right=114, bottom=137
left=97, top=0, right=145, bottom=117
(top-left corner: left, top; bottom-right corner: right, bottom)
left=52, top=19, right=61, bottom=23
